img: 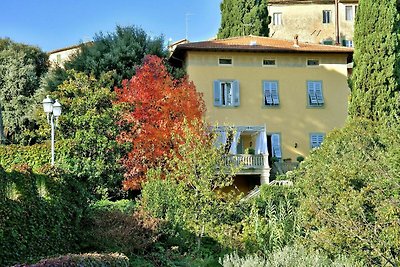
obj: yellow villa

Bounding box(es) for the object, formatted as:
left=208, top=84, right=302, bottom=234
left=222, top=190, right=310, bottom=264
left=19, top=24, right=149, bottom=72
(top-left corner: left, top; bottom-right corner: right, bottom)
left=170, top=35, right=353, bottom=190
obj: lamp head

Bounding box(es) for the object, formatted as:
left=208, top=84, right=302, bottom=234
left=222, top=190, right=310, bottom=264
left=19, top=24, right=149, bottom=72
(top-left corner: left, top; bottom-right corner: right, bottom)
left=52, top=99, right=62, bottom=117
left=42, top=95, right=53, bottom=114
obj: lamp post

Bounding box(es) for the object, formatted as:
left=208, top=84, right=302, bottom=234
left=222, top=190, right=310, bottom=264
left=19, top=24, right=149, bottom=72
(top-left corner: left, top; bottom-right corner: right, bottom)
left=42, top=95, right=62, bottom=166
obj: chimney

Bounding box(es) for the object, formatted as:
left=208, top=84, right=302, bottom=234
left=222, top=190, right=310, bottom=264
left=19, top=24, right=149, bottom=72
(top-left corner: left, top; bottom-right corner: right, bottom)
left=293, top=34, right=300, bottom=47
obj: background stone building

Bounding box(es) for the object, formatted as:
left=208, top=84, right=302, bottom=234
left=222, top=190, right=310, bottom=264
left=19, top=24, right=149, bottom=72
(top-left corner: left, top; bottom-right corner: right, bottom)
left=268, top=0, right=358, bottom=46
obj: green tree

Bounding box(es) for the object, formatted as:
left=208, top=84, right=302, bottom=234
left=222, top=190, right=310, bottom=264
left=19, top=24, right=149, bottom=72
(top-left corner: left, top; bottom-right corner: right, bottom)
left=0, top=38, right=48, bottom=145
left=217, top=0, right=270, bottom=39
left=295, top=119, right=400, bottom=266
left=52, top=71, right=126, bottom=199
left=349, top=0, right=400, bottom=123
left=44, top=25, right=166, bottom=92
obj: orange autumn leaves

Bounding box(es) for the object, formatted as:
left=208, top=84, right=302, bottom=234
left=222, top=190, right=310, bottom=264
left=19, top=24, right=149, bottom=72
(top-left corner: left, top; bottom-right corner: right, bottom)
left=115, top=56, right=206, bottom=190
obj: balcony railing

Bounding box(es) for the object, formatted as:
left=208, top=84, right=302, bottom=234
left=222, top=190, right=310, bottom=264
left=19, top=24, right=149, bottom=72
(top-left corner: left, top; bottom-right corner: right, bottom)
left=223, top=154, right=269, bottom=169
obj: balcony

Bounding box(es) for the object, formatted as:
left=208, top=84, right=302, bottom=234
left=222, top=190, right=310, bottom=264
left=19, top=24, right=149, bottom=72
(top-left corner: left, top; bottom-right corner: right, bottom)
left=223, top=153, right=269, bottom=171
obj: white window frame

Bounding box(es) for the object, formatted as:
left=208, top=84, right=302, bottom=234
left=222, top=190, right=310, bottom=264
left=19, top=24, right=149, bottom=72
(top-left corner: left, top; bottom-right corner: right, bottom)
left=262, top=58, right=277, bottom=67
left=322, top=10, right=332, bottom=24
left=310, top=133, right=325, bottom=149
left=270, top=133, right=282, bottom=159
left=345, top=5, right=354, bottom=21
left=273, top=12, right=282, bottom=26
left=263, top=80, right=280, bottom=106
left=307, top=81, right=324, bottom=107
left=218, top=57, right=233, bottom=66
left=213, top=80, right=240, bottom=107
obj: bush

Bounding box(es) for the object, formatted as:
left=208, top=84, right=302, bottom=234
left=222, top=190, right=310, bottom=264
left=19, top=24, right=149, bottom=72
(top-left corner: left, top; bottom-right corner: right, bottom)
left=80, top=200, right=163, bottom=255
left=13, top=252, right=129, bottom=267
left=139, top=123, right=242, bottom=253
left=240, top=184, right=299, bottom=254
left=220, top=245, right=363, bottom=267
left=0, top=164, right=87, bottom=266
left=294, top=119, right=400, bottom=266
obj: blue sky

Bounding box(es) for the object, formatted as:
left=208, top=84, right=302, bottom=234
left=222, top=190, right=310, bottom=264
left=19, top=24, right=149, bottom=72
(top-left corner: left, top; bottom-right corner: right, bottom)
left=0, top=0, right=221, bottom=52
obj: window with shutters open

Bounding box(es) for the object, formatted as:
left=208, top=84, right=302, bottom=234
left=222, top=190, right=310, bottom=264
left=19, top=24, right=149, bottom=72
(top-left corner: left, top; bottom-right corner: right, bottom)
left=213, top=80, right=240, bottom=107
left=310, top=133, right=324, bottom=149
left=307, top=81, right=324, bottom=107
left=271, top=133, right=282, bottom=158
left=263, top=81, right=280, bottom=106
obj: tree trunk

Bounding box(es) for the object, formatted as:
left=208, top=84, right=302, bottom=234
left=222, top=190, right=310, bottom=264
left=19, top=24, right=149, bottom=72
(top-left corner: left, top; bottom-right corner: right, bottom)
left=0, top=107, right=5, bottom=144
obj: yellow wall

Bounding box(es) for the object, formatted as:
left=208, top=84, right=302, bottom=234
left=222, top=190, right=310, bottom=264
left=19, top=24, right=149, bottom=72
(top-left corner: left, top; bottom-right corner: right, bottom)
left=185, top=51, right=349, bottom=160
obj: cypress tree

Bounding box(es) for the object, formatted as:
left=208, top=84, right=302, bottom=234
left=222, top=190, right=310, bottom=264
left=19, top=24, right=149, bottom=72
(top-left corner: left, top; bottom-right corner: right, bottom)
left=217, top=0, right=270, bottom=39
left=349, top=0, right=400, bottom=122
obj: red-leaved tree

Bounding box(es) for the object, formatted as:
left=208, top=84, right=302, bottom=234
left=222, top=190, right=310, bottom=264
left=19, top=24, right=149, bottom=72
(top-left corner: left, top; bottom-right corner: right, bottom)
left=115, top=55, right=206, bottom=190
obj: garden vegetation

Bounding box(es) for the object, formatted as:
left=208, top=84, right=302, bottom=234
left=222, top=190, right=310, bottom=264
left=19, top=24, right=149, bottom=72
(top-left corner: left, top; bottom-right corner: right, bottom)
left=1, top=2, right=400, bottom=264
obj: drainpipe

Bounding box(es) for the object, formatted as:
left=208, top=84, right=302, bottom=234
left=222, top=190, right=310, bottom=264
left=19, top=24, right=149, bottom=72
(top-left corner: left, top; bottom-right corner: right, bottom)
left=335, top=0, right=340, bottom=45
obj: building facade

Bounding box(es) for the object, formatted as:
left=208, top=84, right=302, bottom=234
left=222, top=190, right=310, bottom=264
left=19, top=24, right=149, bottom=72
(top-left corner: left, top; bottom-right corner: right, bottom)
left=170, top=35, right=353, bottom=187
left=268, top=0, right=358, bottom=46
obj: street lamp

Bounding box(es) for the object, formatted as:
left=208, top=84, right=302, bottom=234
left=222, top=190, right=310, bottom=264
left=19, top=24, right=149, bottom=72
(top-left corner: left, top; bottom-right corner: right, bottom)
left=42, top=95, right=62, bottom=166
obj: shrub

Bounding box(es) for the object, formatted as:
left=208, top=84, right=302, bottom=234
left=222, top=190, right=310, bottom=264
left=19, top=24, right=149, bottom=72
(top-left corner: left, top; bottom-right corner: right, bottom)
left=219, top=251, right=267, bottom=267
left=0, top=164, right=87, bottom=266
left=294, top=119, right=400, bottom=266
left=139, top=123, right=242, bottom=252
left=240, top=184, right=299, bottom=254
left=80, top=200, right=163, bottom=255
left=220, top=245, right=363, bottom=267
left=13, top=252, right=129, bottom=267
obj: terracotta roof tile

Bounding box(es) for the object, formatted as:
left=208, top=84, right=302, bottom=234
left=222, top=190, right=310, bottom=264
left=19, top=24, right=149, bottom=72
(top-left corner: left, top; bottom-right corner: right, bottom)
left=174, top=35, right=353, bottom=54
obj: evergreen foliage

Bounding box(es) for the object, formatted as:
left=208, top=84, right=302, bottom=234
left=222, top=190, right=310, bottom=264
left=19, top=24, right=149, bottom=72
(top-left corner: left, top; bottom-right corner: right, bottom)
left=217, top=0, right=270, bottom=39
left=44, top=25, right=166, bottom=92
left=349, top=0, right=400, bottom=123
left=52, top=71, right=126, bottom=198
left=0, top=38, right=48, bottom=145
left=0, top=164, right=87, bottom=266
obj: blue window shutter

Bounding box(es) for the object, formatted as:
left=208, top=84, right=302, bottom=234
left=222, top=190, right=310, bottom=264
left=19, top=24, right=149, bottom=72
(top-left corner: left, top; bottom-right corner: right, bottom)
left=308, top=81, right=318, bottom=105
left=232, top=80, right=240, bottom=106
left=315, top=82, right=324, bottom=104
left=263, top=81, right=273, bottom=105
left=271, top=134, right=282, bottom=158
left=213, top=80, right=222, bottom=106
left=271, top=82, right=279, bottom=105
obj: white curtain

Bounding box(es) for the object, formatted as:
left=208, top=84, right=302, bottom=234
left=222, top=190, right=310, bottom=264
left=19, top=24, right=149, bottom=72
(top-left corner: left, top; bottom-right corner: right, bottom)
left=255, top=131, right=268, bottom=154
left=229, top=131, right=241, bottom=154
left=214, top=131, right=227, bottom=148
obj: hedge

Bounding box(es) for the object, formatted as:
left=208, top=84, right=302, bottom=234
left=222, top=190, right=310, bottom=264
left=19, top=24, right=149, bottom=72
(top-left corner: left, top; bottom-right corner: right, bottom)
left=0, top=164, right=87, bottom=266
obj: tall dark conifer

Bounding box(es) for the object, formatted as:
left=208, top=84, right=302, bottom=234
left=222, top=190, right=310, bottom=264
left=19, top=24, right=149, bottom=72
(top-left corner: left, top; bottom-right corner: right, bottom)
left=217, top=0, right=270, bottom=39
left=349, top=0, right=400, bottom=122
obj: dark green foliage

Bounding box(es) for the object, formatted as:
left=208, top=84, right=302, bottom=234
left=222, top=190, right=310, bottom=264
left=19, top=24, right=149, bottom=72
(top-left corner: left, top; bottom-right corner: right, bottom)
left=14, top=253, right=129, bottom=267
left=0, top=38, right=48, bottom=145
left=0, top=164, right=87, bottom=266
left=0, top=141, right=74, bottom=172
left=217, top=0, right=270, bottom=39
left=349, top=0, right=400, bottom=123
left=295, top=119, right=400, bottom=266
left=46, top=25, right=166, bottom=91
left=53, top=71, right=126, bottom=198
